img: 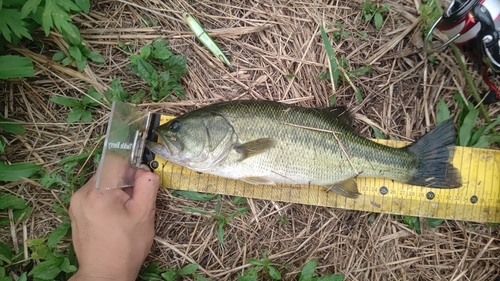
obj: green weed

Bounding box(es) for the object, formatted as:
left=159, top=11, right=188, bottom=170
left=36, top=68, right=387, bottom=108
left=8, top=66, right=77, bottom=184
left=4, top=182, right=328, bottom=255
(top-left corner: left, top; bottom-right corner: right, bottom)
left=129, top=38, right=188, bottom=101
left=1, top=0, right=104, bottom=71
left=238, top=251, right=288, bottom=281
left=182, top=195, right=249, bottom=244
left=139, top=263, right=212, bottom=281
left=361, top=2, right=390, bottom=30
left=318, top=53, right=371, bottom=102
left=332, top=21, right=349, bottom=41
left=50, top=86, right=103, bottom=123
left=298, top=259, right=345, bottom=281
left=401, top=216, right=444, bottom=234
left=420, top=0, right=442, bottom=37
left=437, top=94, right=500, bottom=148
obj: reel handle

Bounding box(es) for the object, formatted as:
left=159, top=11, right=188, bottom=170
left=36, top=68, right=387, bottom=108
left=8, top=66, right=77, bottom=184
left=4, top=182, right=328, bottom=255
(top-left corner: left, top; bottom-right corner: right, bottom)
left=473, top=5, right=500, bottom=72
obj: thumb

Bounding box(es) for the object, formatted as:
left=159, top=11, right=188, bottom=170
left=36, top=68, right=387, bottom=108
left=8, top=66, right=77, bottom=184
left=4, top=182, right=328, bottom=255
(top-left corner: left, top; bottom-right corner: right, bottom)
left=129, top=166, right=160, bottom=211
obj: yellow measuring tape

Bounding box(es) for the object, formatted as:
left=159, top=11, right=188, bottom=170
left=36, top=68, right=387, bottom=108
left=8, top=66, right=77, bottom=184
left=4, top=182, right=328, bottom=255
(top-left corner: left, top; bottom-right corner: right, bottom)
left=151, top=116, right=500, bottom=223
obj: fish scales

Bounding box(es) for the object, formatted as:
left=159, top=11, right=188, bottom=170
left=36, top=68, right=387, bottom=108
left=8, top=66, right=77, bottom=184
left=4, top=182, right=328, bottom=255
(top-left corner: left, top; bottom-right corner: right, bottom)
left=209, top=101, right=414, bottom=182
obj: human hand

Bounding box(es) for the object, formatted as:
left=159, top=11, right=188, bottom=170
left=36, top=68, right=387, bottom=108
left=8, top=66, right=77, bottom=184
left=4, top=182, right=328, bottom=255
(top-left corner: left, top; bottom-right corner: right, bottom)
left=68, top=161, right=159, bottom=281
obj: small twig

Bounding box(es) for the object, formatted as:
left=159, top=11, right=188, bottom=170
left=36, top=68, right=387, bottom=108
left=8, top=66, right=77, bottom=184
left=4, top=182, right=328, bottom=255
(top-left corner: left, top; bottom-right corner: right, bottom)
left=154, top=236, right=215, bottom=278
left=281, top=122, right=359, bottom=175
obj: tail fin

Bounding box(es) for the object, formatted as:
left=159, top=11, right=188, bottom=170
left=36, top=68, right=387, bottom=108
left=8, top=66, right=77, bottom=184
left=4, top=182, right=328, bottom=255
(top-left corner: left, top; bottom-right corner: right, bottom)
left=406, top=119, right=462, bottom=188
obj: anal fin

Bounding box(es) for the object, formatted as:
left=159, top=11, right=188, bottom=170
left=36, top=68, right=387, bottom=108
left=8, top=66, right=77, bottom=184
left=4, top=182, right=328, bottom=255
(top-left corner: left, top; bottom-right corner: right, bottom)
left=323, top=177, right=361, bottom=199
left=239, top=176, right=276, bottom=185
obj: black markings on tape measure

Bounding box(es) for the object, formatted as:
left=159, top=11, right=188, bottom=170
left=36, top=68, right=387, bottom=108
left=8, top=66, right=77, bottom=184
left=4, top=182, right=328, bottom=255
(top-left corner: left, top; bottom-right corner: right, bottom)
left=379, top=186, right=388, bottom=195
left=470, top=195, right=478, bottom=204
left=426, top=191, right=435, bottom=200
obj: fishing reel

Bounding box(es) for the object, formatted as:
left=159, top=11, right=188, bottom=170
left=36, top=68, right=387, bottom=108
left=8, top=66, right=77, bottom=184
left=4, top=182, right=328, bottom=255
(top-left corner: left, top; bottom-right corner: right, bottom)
left=424, top=0, right=500, bottom=104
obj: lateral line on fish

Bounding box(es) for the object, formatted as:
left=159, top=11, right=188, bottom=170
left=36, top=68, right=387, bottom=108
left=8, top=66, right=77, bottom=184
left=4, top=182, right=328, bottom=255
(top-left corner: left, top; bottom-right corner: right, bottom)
left=282, top=122, right=359, bottom=176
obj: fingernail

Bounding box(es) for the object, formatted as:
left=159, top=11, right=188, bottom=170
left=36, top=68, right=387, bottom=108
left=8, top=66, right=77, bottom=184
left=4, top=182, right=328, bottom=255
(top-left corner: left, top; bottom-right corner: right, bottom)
left=139, top=164, right=151, bottom=171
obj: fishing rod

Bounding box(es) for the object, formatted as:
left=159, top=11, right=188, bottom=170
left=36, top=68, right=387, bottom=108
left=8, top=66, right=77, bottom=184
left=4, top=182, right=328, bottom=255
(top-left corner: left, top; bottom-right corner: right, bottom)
left=425, top=0, right=500, bottom=104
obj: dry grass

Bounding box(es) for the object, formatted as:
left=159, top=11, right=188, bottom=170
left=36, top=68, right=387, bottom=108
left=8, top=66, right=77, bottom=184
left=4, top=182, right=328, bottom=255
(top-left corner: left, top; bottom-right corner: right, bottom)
left=1, top=0, right=500, bottom=280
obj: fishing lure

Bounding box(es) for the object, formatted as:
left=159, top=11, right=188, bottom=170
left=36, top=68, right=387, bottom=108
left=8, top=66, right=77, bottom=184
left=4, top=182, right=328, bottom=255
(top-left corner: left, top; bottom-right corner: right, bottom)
left=182, top=11, right=233, bottom=69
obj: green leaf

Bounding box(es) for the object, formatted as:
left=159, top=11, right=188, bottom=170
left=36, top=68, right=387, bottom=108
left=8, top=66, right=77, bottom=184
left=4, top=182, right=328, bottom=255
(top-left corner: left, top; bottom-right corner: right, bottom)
left=320, top=26, right=339, bottom=88
left=152, top=37, right=168, bottom=49
left=470, top=115, right=500, bottom=146
left=427, top=218, right=444, bottom=229
left=0, top=242, right=12, bottom=265
left=354, top=87, right=363, bottom=102
left=47, top=221, right=71, bottom=247
left=402, top=216, right=421, bottom=234
left=40, top=173, right=69, bottom=188
left=104, top=78, right=130, bottom=102
left=153, top=47, right=173, bottom=61
left=181, top=206, right=213, bottom=216
left=21, top=0, right=42, bottom=18
left=42, top=0, right=55, bottom=36
left=134, top=58, right=158, bottom=84
left=217, top=223, right=224, bottom=244
left=0, top=162, right=43, bottom=182
left=374, top=13, right=383, bottom=30
left=232, top=197, right=248, bottom=205
left=52, top=51, right=67, bottom=61
left=59, top=152, right=91, bottom=165
left=17, top=273, right=27, bottom=281
left=82, top=86, right=103, bottom=106
left=172, top=190, right=217, bottom=202
left=140, top=45, right=152, bottom=59
left=178, top=263, right=198, bottom=276
left=299, top=259, right=317, bottom=281
left=267, top=266, right=282, bottom=280
left=370, top=125, right=386, bottom=140
left=67, top=108, right=84, bottom=123
left=68, top=46, right=83, bottom=61
left=161, top=269, right=178, bottom=281
left=238, top=268, right=259, bottom=281
left=458, top=108, right=479, bottom=146
left=75, top=0, right=90, bottom=13
left=0, top=9, right=32, bottom=43
left=80, top=109, right=93, bottom=122
left=85, top=51, right=104, bottom=63
left=164, top=55, right=187, bottom=74
left=28, top=259, right=63, bottom=279
left=61, top=23, right=82, bottom=46
left=436, top=99, right=451, bottom=124
left=0, top=116, right=25, bottom=134
left=50, top=96, right=81, bottom=107
left=473, top=135, right=500, bottom=148
left=60, top=257, right=77, bottom=273
left=76, top=56, right=87, bottom=71
left=129, top=89, right=146, bottom=104
left=61, top=56, right=74, bottom=66
left=248, top=258, right=265, bottom=266
left=0, top=55, right=34, bottom=79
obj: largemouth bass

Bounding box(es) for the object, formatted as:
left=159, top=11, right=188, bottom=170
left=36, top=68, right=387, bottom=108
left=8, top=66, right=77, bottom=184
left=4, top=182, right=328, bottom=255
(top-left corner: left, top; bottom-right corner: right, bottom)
left=147, top=100, right=461, bottom=198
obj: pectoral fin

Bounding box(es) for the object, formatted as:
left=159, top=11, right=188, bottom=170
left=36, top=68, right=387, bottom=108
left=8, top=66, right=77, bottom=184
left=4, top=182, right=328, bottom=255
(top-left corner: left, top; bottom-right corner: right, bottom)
left=234, top=138, right=276, bottom=161
left=323, top=177, right=361, bottom=199
left=239, top=176, right=276, bottom=185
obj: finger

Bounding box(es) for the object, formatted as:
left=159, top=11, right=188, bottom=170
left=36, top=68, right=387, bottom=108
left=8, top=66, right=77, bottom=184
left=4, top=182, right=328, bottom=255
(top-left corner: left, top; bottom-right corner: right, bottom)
left=69, top=173, right=97, bottom=218
left=127, top=168, right=159, bottom=213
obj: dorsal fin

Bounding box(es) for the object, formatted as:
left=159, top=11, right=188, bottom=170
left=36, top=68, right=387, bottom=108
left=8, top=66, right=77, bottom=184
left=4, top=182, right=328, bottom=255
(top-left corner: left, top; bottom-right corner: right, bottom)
left=317, top=106, right=353, bottom=127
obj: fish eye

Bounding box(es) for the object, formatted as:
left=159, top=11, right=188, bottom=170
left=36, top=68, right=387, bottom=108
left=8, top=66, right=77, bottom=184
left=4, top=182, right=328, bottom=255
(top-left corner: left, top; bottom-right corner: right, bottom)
left=170, top=120, right=181, bottom=132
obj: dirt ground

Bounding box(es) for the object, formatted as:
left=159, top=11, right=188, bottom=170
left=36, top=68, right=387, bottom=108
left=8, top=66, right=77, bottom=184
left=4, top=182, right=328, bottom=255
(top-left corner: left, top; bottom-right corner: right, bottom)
left=2, top=0, right=500, bottom=280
